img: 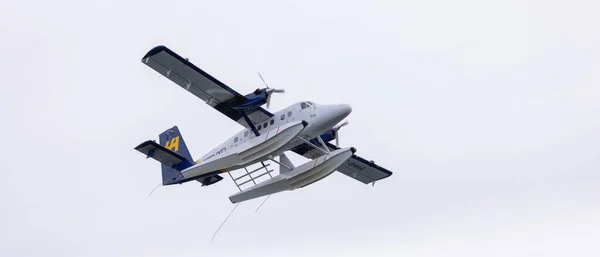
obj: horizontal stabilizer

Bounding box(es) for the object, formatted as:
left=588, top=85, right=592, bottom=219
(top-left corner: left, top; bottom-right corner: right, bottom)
left=135, top=140, right=189, bottom=168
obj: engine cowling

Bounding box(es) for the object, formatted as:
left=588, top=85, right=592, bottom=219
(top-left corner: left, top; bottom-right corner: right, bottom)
left=229, top=88, right=268, bottom=110
left=318, top=130, right=337, bottom=143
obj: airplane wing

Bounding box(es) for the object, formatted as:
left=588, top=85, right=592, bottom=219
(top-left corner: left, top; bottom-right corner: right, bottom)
left=290, top=142, right=393, bottom=184
left=141, top=45, right=272, bottom=127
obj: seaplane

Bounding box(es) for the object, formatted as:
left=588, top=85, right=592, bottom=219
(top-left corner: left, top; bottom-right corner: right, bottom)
left=135, top=45, right=393, bottom=204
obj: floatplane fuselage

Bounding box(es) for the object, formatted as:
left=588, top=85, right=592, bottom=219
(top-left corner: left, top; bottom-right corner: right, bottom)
left=135, top=45, right=392, bottom=204
left=183, top=101, right=353, bottom=179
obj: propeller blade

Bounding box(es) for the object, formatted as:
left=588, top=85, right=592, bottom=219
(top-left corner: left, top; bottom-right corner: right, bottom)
left=333, top=121, right=348, bottom=146
left=258, top=72, right=269, bottom=88
left=333, top=121, right=349, bottom=131
left=267, top=88, right=285, bottom=94
left=258, top=73, right=284, bottom=109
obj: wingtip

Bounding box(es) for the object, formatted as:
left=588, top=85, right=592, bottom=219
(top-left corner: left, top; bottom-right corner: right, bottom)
left=134, top=140, right=152, bottom=150
left=141, top=45, right=168, bottom=61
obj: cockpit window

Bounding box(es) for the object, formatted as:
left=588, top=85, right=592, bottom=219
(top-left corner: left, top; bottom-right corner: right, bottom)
left=300, top=102, right=309, bottom=109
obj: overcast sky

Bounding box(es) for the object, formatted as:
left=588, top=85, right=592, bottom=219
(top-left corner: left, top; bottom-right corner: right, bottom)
left=1, top=0, right=599, bottom=256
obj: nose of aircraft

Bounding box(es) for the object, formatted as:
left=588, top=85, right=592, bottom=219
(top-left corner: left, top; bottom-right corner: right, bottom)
left=339, top=104, right=352, bottom=117
left=312, top=103, right=353, bottom=131
left=330, top=104, right=352, bottom=123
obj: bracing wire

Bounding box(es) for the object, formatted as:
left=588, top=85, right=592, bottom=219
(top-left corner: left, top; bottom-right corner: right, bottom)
left=255, top=194, right=271, bottom=212
left=212, top=203, right=241, bottom=243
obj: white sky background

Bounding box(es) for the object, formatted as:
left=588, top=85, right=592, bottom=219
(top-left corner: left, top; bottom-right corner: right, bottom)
left=1, top=0, right=599, bottom=256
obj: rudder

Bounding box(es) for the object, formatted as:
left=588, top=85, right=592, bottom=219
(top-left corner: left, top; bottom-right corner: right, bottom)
left=136, top=126, right=224, bottom=187
left=158, top=126, right=193, bottom=184
left=159, top=126, right=193, bottom=162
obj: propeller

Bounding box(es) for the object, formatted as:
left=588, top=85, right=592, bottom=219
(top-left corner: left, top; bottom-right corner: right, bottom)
left=258, top=73, right=285, bottom=109
left=332, top=120, right=349, bottom=146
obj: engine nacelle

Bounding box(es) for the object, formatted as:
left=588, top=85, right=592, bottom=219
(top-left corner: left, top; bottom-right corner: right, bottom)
left=303, top=130, right=337, bottom=147
left=318, top=130, right=336, bottom=143
left=230, top=88, right=269, bottom=110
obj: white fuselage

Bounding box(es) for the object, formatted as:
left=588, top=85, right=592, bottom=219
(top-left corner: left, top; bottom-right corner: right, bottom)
left=180, top=101, right=352, bottom=178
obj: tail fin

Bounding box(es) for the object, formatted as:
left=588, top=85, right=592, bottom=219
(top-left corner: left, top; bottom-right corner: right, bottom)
left=135, top=126, right=195, bottom=185
left=159, top=126, right=193, bottom=162
left=158, top=126, right=193, bottom=184
left=135, top=126, right=224, bottom=187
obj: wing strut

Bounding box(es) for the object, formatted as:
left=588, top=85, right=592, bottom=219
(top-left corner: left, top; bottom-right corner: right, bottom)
left=241, top=110, right=260, bottom=136
left=317, top=136, right=331, bottom=153
left=296, top=136, right=330, bottom=155
left=267, top=156, right=293, bottom=171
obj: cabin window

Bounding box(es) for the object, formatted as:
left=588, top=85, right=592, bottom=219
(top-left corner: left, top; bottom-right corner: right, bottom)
left=234, top=137, right=238, bottom=143
left=257, top=125, right=262, bottom=130
left=270, top=119, right=274, bottom=125
left=244, top=131, right=249, bottom=137
left=301, top=102, right=308, bottom=109
left=287, top=111, right=292, bottom=117
left=280, top=114, right=285, bottom=120
left=263, top=122, right=268, bottom=128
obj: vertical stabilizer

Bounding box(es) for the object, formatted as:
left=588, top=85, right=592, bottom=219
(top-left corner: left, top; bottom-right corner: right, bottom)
left=136, top=126, right=224, bottom=187
left=158, top=126, right=193, bottom=184
left=159, top=126, right=193, bottom=162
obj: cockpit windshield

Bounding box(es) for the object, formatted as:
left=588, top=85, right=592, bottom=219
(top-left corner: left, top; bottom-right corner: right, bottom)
left=301, top=101, right=315, bottom=110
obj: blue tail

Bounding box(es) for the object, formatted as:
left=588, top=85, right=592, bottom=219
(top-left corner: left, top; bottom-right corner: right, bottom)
left=158, top=126, right=194, bottom=184
left=135, top=126, right=224, bottom=186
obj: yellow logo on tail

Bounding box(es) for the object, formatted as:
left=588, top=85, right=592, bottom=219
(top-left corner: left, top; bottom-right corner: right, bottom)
left=165, top=136, right=180, bottom=152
